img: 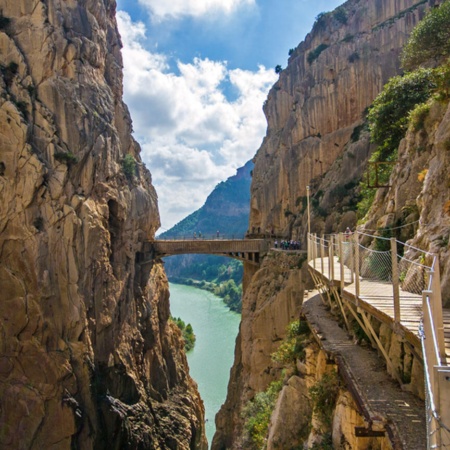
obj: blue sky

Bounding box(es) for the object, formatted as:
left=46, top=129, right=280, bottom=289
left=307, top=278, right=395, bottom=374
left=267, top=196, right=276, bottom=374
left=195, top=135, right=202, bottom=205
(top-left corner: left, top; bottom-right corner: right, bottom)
left=116, top=0, right=344, bottom=230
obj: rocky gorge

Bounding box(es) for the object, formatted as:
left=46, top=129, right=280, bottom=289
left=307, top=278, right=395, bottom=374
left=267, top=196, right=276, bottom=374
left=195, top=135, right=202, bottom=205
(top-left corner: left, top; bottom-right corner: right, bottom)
left=1, top=0, right=449, bottom=449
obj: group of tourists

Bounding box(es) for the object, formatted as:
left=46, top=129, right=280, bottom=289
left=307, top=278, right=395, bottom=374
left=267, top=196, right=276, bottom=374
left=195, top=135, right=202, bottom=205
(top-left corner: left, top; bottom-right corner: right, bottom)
left=274, top=240, right=301, bottom=250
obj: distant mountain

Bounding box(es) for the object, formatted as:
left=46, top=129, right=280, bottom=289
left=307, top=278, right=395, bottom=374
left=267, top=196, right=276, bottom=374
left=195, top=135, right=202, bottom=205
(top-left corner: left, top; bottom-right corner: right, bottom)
left=160, top=160, right=253, bottom=239
left=160, top=160, right=253, bottom=312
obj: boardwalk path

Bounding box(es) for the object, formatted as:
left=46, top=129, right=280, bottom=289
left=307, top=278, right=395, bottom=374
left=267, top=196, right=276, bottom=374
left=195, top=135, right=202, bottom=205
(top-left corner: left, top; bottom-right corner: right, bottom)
left=303, top=291, right=426, bottom=449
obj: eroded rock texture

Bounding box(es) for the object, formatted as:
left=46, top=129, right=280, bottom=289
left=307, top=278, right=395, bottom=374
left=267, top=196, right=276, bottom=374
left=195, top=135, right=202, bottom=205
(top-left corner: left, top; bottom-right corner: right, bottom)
left=212, top=252, right=308, bottom=449
left=0, top=1, right=206, bottom=448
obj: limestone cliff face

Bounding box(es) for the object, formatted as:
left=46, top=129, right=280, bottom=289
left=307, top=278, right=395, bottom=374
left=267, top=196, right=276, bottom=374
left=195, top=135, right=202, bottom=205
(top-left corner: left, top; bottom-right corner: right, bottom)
left=250, top=0, right=438, bottom=240
left=0, top=1, right=206, bottom=449
left=212, top=252, right=309, bottom=449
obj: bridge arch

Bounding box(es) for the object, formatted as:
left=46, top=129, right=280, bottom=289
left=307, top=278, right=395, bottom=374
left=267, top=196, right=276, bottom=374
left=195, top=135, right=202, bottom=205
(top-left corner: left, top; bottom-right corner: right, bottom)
left=140, top=239, right=270, bottom=266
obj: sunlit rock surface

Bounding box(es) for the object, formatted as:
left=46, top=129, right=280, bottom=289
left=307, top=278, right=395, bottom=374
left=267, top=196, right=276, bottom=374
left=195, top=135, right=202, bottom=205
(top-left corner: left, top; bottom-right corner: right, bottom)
left=0, top=1, right=206, bottom=448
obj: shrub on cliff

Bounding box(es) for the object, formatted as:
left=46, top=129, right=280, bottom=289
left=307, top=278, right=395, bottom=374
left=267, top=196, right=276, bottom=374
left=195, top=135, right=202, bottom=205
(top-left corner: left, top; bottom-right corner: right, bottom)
left=401, top=1, right=450, bottom=70
left=241, top=380, right=283, bottom=449
left=122, top=154, right=136, bottom=180
left=171, top=317, right=196, bottom=351
left=272, top=319, right=310, bottom=365
left=309, top=371, right=340, bottom=428
left=367, top=68, right=436, bottom=160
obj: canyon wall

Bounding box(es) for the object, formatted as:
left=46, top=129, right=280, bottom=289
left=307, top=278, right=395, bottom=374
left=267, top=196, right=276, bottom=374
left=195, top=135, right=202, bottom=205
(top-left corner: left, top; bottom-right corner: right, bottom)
left=0, top=1, right=206, bottom=448
left=215, top=0, right=448, bottom=448
left=249, top=0, right=438, bottom=240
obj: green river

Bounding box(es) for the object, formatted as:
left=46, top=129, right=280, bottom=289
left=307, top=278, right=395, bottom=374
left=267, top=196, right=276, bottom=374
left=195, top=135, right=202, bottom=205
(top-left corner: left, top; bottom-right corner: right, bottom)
left=169, top=283, right=241, bottom=447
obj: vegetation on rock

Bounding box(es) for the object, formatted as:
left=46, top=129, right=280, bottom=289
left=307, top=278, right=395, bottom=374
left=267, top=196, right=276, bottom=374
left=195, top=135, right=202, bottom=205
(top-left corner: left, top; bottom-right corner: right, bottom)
left=122, top=154, right=136, bottom=180
left=171, top=316, right=196, bottom=351
left=401, top=1, right=450, bottom=70
left=271, top=319, right=311, bottom=365
left=309, top=370, right=340, bottom=428
left=241, top=380, right=283, bottom=449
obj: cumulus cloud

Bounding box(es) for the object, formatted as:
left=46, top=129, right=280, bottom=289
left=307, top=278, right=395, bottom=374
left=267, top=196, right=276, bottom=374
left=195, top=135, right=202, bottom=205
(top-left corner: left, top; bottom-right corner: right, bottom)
left=117, top=11, right=276, bottom=229
left=138, top=0, right=255, bottom=20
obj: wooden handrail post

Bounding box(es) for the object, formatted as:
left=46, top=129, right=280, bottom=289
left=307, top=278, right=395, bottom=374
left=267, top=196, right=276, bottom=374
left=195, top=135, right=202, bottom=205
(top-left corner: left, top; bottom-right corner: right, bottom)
left=339, top=233, right=344, bottom=291
left=313, top=234, right=317, bottom=269
left=354, top=233, right=360, bottom=299
left=320, top=235, right=325, bottom=275
left=391, top=238, right=400, bottom=324
left=431, top=258, right=446, bottom=363
left=329, top=236, right=334, bottom=281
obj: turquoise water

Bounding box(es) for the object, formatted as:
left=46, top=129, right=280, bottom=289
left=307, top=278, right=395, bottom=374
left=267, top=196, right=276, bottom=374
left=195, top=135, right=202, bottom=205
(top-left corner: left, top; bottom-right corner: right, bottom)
left=169, top=283, right=241, bottom=448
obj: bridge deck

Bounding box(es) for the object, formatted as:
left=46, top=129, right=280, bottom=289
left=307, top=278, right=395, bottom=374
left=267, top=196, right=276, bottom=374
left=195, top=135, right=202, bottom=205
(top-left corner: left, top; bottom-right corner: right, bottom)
left=309, top=257, right=450, bottom=359
left=143, top=239, right=269, bottom=266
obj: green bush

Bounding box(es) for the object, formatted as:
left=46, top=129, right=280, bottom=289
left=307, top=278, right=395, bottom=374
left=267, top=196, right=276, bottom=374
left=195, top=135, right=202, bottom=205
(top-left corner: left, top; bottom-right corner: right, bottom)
left=368, top=68, right=436, bottom=160
left=122, top=154, right=136, bottom=180
left=309, top=371, right=340, bottom=428
left=334, top=6, right=348, bottom=24
left=275, top=65, right=283, bottom=74
left=54, top=151, right=78, bottom=166
left=401, top=1, right=450, bottom=70
left=409, top=102, right=430, bottom=131
left=272, top=320, right=310, bottom=365
left=307, top=44, right=329, bottom=64
left=171, top=317, right=196, bottom=351
left=242, top=380, right=283, bottom=449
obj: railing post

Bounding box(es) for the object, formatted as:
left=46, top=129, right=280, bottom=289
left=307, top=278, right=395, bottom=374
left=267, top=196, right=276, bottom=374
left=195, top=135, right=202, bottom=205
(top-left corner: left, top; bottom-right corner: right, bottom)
left=320, top=235, right=325, bottom=276
left=354, top=233, right=360, bottom=299
left=349, top=235, right=354, bottom=284
left=313, top=234, right=317, bottom=269
left=391, top=238, right=400, bottom=325
left=339, top=233, right=344, bottom=291
left=431, top=258, right=446, bottom=363
left=329, top=236, right=334, bottom=281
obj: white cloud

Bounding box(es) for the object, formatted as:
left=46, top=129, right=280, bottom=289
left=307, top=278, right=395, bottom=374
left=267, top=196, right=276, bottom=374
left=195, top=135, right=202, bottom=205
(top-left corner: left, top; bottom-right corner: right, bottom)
left=117, top=11, right=276, bottom=229
left=138, top=0, right=255, bottom=20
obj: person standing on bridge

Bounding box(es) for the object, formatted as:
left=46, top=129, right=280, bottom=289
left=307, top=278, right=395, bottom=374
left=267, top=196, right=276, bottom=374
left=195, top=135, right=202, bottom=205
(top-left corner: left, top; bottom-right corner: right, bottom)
left=345, top=227, right=352, bottom=240
left=217, top=230, right=220, bottom=239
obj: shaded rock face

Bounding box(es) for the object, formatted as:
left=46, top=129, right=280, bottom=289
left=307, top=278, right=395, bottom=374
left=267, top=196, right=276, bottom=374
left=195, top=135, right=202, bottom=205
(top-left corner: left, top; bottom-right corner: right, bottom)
left=0, top=1, right=206, bottom=449
left=212, top=252, right=309, bottom=449
left=249, top=0, right=438, bottom=241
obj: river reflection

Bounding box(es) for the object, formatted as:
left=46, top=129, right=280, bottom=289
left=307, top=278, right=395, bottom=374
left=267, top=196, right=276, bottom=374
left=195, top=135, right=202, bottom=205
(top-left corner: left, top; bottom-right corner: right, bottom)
left=169, top=283, right=241, bottom=448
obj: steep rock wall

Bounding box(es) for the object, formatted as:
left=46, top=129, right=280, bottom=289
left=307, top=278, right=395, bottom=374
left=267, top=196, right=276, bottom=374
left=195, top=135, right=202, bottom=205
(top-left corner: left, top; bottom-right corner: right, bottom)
left=250, top=0, right=438, bottom=240
left=0, top=1, right=206, bottom=448
left=212, top=252, right=309, bottom=449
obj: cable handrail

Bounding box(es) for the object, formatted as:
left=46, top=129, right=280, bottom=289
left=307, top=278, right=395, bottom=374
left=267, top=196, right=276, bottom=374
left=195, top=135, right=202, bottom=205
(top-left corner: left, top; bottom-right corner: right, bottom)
left=307, top=231, right=448, bottom=449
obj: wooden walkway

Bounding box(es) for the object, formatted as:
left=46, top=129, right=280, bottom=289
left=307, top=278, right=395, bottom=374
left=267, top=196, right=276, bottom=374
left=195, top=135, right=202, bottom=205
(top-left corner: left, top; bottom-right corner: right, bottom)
left=308, top=256, right=450, bottom=362
left=303, top=292, right=427, bottom=449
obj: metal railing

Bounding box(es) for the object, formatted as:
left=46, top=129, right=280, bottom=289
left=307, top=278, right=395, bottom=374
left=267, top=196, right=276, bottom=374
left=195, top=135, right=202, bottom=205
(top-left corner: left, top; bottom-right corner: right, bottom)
left=307, top=231, right=449, bottom=448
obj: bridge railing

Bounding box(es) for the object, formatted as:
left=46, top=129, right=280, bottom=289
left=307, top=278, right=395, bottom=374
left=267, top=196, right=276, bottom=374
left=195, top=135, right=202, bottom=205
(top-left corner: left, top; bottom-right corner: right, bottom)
left=307, top=231, right=449, bottom=448
left=156, top=233, right=247, bottom=241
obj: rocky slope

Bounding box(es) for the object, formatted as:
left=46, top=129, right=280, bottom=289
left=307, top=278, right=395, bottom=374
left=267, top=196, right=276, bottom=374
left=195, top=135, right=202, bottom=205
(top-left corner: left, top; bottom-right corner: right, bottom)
left=0, top=1, right=206, bottom=448
left=214, top=0, right=447, bottom=448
